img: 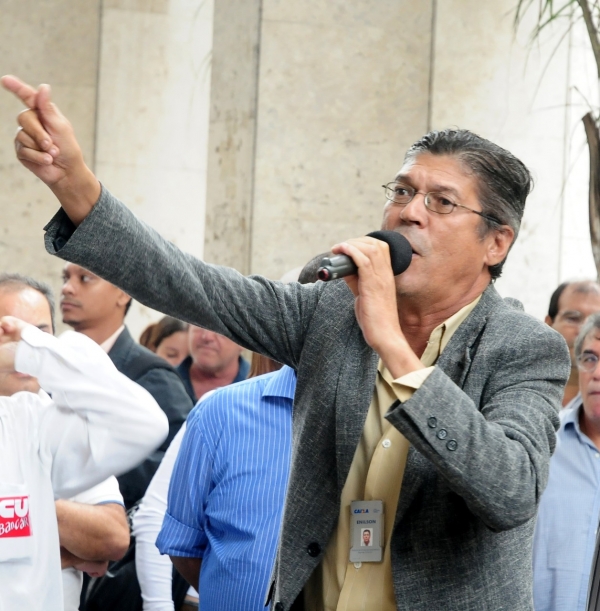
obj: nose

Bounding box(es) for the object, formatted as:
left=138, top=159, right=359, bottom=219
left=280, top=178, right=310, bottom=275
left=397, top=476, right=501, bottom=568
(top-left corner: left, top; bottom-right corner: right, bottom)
left=61, top=277, right=75, bottom=296
left=397, top=192, right=427, bottom=225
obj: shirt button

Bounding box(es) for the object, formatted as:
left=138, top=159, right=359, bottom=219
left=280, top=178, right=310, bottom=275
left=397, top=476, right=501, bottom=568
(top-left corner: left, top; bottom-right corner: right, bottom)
left=354, top=562, right=362, bottom=569
left=307, top=542, right=321, bottom=557
left=447, top=439, right=458, bottom=451
left=595, top=453, right=600, bottom=459
left=382, top=439, right=391, bottom=448
left=427, top=416, right=437, bottom=428
left=437, top=429, right=448, bottom=440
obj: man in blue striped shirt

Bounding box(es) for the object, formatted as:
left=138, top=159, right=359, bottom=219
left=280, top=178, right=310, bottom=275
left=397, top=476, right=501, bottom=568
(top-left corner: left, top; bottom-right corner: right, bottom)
left=156, top=364, right=296, bottom=610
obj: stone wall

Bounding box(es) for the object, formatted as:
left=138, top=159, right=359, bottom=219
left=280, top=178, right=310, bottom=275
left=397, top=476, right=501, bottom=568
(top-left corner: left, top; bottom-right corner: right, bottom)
left=1, top=0, right=597, bottom=331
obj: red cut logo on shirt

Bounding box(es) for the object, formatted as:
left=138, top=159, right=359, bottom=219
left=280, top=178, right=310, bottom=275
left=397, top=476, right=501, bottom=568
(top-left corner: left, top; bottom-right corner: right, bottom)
left=0, top=496, right=31, bottom=538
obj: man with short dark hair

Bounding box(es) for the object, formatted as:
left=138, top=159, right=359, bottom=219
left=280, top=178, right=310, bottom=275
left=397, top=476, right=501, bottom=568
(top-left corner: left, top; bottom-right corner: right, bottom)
left=545, top=281, right=600, bottom=407
left=534, top=312, right=600, bottom=611
left=61, top=263, right=193, bottom=509
left=4, top=76, right=571, bottom=611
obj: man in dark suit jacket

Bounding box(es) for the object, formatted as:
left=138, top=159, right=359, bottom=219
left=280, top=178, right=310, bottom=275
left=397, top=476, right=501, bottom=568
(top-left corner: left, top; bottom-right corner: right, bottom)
left=61, top=263, right=193, bottom=509
left=5, top=78, right=571, bottom=611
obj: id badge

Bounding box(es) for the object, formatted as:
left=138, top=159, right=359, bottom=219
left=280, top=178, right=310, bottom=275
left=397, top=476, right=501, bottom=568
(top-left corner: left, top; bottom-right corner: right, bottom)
left=0, top=483, right=33, bottom=562
left=349, top=500, right=384, bottom=563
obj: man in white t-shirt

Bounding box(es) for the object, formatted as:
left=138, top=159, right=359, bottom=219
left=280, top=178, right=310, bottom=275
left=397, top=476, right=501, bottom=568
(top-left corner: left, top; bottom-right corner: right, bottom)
left=0, top=277, right=168, bottom=610
left=0, top=274, right=131, bottom=611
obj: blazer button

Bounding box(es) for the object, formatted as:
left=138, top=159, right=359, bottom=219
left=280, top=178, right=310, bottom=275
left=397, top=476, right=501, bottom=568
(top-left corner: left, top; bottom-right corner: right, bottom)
left=427, top=416, right=437, bottom=428
left=447, top=439, right=458, bottom=451
left=436, top=428, right=448, bottom=440
left=307, top=542, right=321, bottom=557
left=274, top=603, right=284, bottom=611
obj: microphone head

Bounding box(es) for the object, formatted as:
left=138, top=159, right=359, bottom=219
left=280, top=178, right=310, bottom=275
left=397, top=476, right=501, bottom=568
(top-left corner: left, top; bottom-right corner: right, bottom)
left=366, top=230, right=412, bottom=276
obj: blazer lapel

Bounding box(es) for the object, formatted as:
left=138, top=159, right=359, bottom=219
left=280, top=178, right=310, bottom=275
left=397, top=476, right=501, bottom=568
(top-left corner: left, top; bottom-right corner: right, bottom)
left=394, top=285, right=504, bottom=528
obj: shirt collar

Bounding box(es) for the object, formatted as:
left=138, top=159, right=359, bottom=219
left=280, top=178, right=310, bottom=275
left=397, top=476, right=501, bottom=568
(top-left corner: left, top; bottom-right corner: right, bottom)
left=100, top=325, right=125, bottom=353
left=263, top=365, right=297, bottom=400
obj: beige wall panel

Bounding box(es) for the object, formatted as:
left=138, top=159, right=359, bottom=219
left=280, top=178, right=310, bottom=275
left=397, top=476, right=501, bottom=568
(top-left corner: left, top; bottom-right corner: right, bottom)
left=0, top=1, right=101, bottom=332
left=250, top=0, right=433, bottom=279
left=94, top=0, right=213, bottom=339
left=203, top=0, right=262, bottom=272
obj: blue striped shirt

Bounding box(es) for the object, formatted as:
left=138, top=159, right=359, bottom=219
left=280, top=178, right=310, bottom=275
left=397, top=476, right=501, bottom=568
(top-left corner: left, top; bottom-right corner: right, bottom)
left=533, top=402, right=600, bottom=611
left=156, top=365, right=296, bottom=611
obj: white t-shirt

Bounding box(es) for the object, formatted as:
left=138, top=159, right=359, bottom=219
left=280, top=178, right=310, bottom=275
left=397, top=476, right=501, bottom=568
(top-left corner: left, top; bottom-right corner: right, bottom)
left=0, top=326, right=168, bottom=611
left=62, top=477, right=124, bottom=611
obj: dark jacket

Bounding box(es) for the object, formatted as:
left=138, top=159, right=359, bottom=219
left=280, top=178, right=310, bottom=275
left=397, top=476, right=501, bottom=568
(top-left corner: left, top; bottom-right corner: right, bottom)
left=108, top=327, right=193, bottom=509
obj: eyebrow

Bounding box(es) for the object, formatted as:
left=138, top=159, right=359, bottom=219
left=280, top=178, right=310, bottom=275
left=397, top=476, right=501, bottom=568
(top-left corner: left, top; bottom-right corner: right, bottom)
left=393, top=175, right=461, bottom=197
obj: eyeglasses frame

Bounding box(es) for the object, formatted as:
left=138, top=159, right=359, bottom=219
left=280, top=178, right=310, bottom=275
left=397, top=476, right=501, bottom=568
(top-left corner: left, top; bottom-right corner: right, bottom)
left=382, top=182, right=501, bottom=225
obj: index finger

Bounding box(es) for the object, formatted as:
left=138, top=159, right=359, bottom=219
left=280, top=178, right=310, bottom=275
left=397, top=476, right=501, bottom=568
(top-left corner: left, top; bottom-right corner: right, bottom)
left=1, top=75, right=38, bottom=109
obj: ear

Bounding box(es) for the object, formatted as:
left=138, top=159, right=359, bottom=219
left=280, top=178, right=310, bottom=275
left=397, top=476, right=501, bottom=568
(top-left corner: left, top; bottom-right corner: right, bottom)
left=544, top=315, right=553, bottom=327
left=116, top=291, right=131, bottom=309
left=483, top=226, right=515, bottom=268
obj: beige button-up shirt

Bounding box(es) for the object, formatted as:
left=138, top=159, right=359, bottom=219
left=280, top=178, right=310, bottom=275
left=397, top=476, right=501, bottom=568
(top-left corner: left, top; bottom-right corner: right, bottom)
left=304, top=296, right=480, bottom=611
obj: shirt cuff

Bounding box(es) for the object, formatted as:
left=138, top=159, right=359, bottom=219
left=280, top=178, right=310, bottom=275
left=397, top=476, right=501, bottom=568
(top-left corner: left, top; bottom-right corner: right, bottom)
left=14, top=324, right=57, bottom=376
left=388, top=366, right=436, bottom=403
left=156, top=513, right=207, bottom=558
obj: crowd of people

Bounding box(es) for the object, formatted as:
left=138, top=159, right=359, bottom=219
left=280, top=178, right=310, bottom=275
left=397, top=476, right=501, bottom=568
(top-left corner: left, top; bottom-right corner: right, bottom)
left=0, top=72, right=599, bottom=611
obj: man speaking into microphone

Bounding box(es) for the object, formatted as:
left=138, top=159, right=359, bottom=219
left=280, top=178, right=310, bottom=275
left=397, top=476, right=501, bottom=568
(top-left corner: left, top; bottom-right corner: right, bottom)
left=3, top=75, right=570, bottom=611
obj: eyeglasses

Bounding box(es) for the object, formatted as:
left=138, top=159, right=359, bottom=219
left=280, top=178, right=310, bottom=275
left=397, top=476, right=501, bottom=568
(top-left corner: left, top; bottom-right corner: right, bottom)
left=382, top=182, right=500, bottom=224
left=577, top=352, right=600, bottom=373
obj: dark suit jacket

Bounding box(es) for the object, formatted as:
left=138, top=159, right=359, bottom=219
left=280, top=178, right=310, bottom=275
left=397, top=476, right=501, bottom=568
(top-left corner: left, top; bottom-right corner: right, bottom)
left=108, top=327, right=193, bottom=509
left=45, top=187, right=570, bottom=611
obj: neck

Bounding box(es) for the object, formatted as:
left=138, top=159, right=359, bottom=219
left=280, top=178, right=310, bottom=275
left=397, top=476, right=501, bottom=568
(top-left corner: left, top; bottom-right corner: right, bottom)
left=189, top=358, right=240, bottom=400
left=70, top=319, right=124, bottom=345
left=397, top=277, right=489, bottom=357
left=562, top=368, right=580, bottom=407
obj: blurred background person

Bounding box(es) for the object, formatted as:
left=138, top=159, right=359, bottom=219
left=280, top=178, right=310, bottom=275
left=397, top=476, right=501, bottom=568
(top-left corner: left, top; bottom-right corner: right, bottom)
left=139, top=316, right=189, bottom=367
left=177, top=325, right=249, bottom=403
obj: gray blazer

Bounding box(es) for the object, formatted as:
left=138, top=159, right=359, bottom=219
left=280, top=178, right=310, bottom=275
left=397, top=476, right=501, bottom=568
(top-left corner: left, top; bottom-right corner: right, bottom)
left=45, top=187, right=570, bottom=611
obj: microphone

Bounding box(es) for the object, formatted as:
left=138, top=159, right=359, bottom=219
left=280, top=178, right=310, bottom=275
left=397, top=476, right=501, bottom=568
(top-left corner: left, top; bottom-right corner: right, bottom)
left=317, top=230, right=412, bottom=282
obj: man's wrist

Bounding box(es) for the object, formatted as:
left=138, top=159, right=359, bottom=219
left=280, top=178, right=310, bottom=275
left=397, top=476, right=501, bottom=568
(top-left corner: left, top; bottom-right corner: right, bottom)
left=49, top=164, right=101, bottom=226
left=376, top=335, right=424, bottom=379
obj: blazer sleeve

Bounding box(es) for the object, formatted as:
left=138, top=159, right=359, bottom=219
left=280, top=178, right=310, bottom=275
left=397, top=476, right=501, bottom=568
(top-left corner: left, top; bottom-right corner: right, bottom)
left=44, top=186, right=322, bottom=370
left=385, top=319, right=569, bottom=532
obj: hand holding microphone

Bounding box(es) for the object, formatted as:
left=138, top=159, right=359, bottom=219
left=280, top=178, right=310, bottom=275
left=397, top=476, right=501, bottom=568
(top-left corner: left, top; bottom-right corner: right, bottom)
left=317, top=230, right=412, bottom=281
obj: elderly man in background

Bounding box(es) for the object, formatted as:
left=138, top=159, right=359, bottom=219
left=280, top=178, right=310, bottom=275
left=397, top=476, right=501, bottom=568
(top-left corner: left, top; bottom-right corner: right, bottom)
left=534, top=312, right=600, bottom=611
left=3, top=75, right=570, bottom=611
left=0, top=274, right=130, bottom=611
left=176, top=325, right=249, bottom=403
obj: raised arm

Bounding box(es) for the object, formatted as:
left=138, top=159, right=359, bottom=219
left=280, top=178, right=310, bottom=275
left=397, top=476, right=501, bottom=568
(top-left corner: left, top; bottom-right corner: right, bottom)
left=1, top=75, right=100, bottom=224
left=3, top=317, right=169, bottom=498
